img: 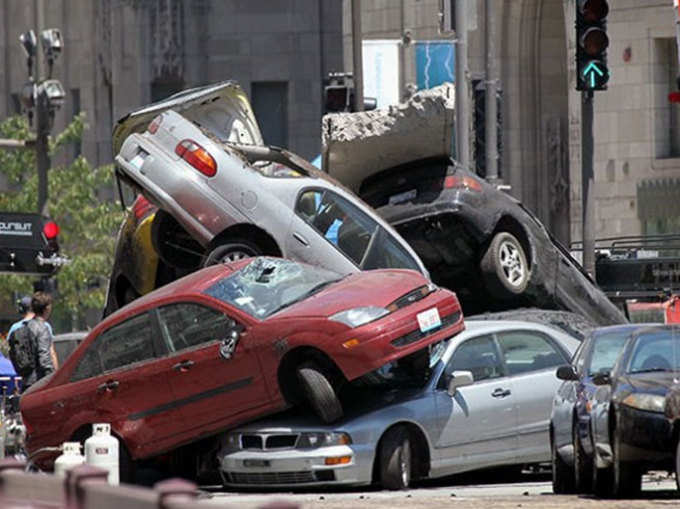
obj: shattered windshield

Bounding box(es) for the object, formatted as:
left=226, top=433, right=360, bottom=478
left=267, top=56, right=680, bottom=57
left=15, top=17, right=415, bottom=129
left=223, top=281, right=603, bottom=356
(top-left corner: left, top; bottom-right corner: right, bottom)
left=204, top=257, right=343, bottom=319
left=350, top=339, right=450, bottom=390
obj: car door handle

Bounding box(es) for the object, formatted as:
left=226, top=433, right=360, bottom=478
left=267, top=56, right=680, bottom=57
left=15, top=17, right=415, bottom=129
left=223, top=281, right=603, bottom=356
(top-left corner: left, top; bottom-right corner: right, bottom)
left=97, top=380, right=119, bottom=393
left=491, top=388, right=511, bottom=398
left=293, top=232, right=309, bottom=246
left=173, top=360, right=195, bottom=372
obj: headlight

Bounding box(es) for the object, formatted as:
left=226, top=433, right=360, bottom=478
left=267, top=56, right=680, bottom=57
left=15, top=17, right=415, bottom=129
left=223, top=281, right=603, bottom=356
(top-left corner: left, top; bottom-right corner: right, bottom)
left=297, top=432, right=352, bottom=449
left=622, top=393, right=666, bottom=413
left=223, top=432, right=241, bottom=450
left=329, top=307, right=388, bottom=328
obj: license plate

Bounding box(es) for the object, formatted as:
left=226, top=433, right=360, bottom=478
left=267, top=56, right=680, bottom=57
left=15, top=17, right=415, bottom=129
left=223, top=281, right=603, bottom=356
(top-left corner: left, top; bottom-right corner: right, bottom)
left=243, top=459, right=270, bottom=468
left=388, top=189, right=417, bottom=205
left=128, top=150, right=148, bottom=169
left=417, top=307, right=441, bottom=333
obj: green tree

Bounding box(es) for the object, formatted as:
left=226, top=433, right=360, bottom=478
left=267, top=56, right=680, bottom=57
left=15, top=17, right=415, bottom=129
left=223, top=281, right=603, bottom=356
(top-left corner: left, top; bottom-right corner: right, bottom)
left=0, top=114, right=124, bottom=331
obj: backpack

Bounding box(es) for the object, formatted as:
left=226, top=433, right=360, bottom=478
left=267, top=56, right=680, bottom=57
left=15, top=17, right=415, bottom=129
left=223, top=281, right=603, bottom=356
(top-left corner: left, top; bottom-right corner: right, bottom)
left=9, top=321, right=36, bottom=378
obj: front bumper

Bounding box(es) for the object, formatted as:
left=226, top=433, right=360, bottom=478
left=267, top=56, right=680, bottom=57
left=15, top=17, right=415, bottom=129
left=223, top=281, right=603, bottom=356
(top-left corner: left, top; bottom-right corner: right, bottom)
left=617, top=404, right=674, bottom=466
left=219, top=444, right=374, bottom=488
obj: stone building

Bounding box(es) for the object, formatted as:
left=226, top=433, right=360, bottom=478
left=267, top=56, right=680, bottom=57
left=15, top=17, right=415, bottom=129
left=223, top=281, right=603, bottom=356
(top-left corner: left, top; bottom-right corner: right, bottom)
left=0, top=0, right=343, bottom=168
left=343, top=0, right=680, bottom=246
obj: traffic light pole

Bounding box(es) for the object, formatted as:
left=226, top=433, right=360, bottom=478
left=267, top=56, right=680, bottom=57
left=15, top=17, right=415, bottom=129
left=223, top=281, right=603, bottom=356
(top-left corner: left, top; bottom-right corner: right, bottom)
left=582, top=90, right=596, bottom=278
left=351, top=0, right=364, bottom=112
left=35, top=88, right=50, bottom=216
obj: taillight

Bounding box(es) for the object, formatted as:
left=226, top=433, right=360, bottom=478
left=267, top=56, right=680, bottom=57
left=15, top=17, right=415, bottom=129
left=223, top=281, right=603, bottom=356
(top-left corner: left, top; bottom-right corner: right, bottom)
left=444, top=175, right=483, bottom=192
left=132, top=195, right=153, bottom=220
left=175, top=139, right=217, bottom=177
left=148, top=114, right=163, bottom=134
left=43, top=221, right=60, bottom=239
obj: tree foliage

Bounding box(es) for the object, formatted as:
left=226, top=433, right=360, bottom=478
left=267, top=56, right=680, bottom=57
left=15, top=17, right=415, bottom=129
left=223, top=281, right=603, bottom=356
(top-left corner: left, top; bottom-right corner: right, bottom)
left=0, top=114, right=124, bottom=327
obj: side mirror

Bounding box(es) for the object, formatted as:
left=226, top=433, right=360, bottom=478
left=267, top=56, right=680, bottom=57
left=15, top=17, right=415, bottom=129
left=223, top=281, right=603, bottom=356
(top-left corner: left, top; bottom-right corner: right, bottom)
left=592, top=370, right=611, bottom=386
left=447, top=370, right=474, bottom=396
left=556, top=365, right=578, bottom=381
left=219, top=329, right=240, bottom=360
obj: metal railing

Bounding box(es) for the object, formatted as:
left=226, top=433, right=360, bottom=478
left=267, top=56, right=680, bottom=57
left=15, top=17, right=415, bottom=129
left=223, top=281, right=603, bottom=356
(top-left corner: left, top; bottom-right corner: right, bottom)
left=0, top=459, right=297, bottom=509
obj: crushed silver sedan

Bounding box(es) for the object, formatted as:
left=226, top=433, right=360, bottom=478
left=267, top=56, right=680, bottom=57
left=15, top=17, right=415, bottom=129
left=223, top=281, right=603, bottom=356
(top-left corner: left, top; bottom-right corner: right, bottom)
left=217, top=320, right=580, bottom=490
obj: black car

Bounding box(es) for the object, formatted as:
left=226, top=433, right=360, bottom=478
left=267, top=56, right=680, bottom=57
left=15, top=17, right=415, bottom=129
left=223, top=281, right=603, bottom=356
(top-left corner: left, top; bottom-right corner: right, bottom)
left=0, top=212, right=63, bottom=276
left=355, top=157, right=627, bottom=326
left=590, top=325, right=680, bottom=497
left=550, top=324, right=653, bottom=494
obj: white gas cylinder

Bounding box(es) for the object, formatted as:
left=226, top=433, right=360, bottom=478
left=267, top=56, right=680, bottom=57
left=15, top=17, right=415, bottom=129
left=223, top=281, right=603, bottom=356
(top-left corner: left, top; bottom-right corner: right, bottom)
left=54, top=442, right=85, bottom=478
left=84, top=423, right=119, bottom=485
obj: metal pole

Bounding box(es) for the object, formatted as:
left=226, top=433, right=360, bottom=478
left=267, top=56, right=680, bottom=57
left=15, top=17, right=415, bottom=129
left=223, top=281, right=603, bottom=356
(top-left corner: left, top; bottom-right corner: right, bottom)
left=582, top=90, right=596, bottom=278
left=674, top=0, right=680, bottom=89
left=36, top=89, right=50, bottom=216
left=351, top=0, right=364, bottom=111
left=455, top=0, right=469, bottom=169
left=485, top=0, right=499, bottom=181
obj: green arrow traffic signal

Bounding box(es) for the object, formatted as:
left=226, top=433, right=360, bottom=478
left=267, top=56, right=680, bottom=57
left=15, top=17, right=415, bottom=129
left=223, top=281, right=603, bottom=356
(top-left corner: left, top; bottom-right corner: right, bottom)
left=583, top=61, right=606, bottom=89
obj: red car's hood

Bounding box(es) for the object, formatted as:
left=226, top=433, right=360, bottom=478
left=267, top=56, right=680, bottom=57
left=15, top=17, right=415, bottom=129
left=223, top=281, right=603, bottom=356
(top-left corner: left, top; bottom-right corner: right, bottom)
left=272, top=269, right=427, bottom=319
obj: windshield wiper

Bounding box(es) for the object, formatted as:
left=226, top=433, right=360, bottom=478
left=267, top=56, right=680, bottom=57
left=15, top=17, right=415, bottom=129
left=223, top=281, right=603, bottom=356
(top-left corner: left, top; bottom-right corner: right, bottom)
left=273, top=279, right=343, bottom=314
left=630, top=368, right=672, bottom=374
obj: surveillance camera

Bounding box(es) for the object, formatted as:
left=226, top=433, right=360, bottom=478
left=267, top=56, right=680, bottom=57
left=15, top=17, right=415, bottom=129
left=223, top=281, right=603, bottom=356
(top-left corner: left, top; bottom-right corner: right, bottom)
left=39, top=79, right=66, bottom=110
left=19, top=30, right=37, bottom=58
left=40, top=28, right=62, bottom=58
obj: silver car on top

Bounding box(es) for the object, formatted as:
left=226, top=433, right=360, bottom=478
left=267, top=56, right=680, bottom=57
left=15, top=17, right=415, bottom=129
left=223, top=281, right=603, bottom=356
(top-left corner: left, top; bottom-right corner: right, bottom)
left=113, top=81, right=427, bottom=277
left=217, top=320, right=580, bottom=490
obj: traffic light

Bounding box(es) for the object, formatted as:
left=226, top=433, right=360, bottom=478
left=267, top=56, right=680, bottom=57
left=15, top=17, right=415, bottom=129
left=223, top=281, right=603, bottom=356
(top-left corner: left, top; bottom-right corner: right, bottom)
left=323, top=72, right=377, bottom=113
left=576, top=0, right=609, bottom=91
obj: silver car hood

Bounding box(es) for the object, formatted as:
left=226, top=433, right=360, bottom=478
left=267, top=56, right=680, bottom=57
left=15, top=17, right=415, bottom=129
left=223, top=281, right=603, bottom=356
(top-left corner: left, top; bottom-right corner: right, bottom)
left=112, top=81, right=263, bottom=155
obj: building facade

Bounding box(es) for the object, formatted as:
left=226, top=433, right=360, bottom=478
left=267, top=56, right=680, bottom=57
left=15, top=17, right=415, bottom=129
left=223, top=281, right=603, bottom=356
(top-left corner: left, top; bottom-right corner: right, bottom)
left=0, top=0, right=343, bottom=168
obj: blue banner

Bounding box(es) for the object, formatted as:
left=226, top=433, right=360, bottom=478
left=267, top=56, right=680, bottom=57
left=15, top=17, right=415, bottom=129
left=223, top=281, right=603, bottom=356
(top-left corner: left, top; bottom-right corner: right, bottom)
left=415, top=41, right=455, bottom=90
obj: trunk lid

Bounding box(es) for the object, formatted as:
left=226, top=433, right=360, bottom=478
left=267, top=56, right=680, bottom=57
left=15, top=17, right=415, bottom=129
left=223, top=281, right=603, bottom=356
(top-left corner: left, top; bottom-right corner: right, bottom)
left=112, top=81, right=263, bottom=155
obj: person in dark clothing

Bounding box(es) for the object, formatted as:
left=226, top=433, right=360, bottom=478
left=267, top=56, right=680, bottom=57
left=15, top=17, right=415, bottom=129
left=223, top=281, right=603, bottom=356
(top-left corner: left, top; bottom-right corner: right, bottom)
left=20, top=292, right=56, bottom=391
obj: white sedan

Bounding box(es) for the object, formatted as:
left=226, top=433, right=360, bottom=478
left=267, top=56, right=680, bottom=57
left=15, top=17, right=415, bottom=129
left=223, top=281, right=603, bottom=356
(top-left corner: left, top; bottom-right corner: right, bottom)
left=217, top=320, right=580, bottom=490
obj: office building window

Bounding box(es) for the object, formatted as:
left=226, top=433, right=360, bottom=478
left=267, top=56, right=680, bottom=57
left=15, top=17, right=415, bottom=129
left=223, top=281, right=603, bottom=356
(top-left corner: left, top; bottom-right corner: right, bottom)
left=654, top=38, right=680, bottom=158
left=251, top=82, right=288, bottom=148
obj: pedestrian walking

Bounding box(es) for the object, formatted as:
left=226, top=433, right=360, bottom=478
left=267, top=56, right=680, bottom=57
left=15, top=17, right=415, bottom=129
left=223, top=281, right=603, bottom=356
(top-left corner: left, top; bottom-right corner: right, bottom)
left=8, top=292, right=57, bottom=392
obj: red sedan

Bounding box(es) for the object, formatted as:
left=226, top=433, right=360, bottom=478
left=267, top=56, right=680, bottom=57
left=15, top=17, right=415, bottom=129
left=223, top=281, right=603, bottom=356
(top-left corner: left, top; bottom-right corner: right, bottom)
left=21, top=257, right=463, bottom=475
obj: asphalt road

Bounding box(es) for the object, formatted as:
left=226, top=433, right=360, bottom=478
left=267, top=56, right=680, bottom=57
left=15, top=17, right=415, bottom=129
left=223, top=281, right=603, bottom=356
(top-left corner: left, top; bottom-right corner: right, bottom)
left=200, top=471, right=679, bottom=508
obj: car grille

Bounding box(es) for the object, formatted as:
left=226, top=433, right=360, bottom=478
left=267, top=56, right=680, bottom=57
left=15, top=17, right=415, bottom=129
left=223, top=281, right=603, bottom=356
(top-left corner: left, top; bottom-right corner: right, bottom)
left=240, top=433, right=299, bottom=450
left=389, top=285, right=430, bottom=310
left=224, top=470, right=335, bottom=485
left=391, top=311, right=462, bottom=347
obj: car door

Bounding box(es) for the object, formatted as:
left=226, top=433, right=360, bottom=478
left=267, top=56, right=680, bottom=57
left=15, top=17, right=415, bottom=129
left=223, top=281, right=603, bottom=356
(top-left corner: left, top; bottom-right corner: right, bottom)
left=495, top=329, right=571, bottom=461
left=286, top=188, right=366, bottom=274
left=154, top=301, right=271, bottom=436
left=56, top=311, right=182, bottom=456
left=434, top=334, right=517, bottom=472
left=551, top=341, right=587, bottom=456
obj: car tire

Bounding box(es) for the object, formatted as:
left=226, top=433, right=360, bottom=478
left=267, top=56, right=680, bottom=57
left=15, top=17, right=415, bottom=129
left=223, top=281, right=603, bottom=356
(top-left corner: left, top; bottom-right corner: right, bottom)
left=202, top=239, right=261, bottom=267
left=119, top=443, right=136, bottom=484
left=551, top=436, right=575, bottom=494
left=379, top=426, right=412, bottom=490
left=675, top=437, right=680, bottom=492
left=573, top=425, right=593, bottom=493
left=297, top=365, right=343, bottom=424
left=480, top=231, right=530, bottom=298
left=612, top=430, right=641, bottom=498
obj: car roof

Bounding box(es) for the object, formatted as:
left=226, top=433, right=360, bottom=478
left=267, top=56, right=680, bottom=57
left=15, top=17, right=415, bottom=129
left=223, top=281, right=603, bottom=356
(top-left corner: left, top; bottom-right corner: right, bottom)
left=458, top=319, right=573, bottom=337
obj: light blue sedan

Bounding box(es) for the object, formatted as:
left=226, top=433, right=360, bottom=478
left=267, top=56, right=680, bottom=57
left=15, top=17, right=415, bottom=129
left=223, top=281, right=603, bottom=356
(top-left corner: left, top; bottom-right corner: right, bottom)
left=217, top=320, right=580, bottom=490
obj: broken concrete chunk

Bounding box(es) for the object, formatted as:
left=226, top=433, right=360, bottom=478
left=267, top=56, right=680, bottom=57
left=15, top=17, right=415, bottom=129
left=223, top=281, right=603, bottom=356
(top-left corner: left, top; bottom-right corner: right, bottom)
left=322, top=83, right=456, bottom=192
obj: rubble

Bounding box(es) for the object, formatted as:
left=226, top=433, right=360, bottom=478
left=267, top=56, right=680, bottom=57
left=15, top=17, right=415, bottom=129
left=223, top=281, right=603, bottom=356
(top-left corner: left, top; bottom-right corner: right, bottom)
left=322, top=83, right=455, bottom=192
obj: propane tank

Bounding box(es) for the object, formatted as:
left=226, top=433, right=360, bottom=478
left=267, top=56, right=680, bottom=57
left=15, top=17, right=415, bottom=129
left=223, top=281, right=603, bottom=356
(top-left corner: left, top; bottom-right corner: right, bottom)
left=54, top=442, right=85, bottom=478
left=84, top=423, right=119, bottom=485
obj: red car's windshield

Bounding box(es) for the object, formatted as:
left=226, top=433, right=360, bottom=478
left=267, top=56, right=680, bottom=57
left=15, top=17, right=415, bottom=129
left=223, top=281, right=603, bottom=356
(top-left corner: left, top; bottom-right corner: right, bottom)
left=204, top=257, right=343, bottom=319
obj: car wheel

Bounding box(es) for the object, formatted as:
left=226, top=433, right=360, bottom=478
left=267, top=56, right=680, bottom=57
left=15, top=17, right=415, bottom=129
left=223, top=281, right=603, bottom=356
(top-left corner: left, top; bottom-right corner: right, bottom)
left=296, top=365, right=343, bottom=424
left=573, top=425, right=593, bottom=493
left=202, top=239, right=261, bottom=267
left=480, top=231, right=530, bottom=298
left=612, top=430, right=641, bottom=498
left=551, top=436, right=575, bottom=494
left=379, top=426, right=412, bottom=490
